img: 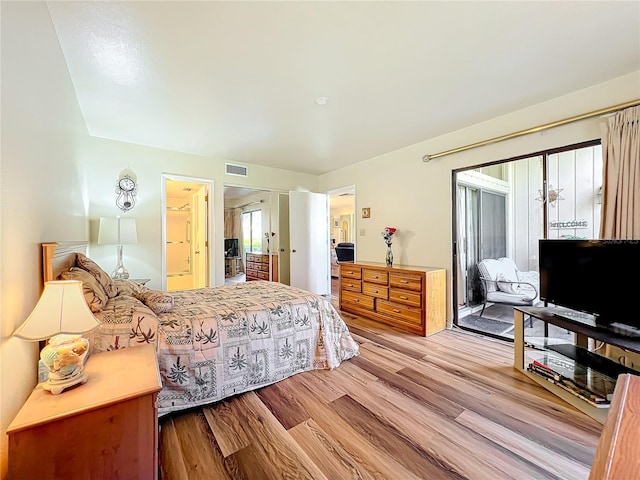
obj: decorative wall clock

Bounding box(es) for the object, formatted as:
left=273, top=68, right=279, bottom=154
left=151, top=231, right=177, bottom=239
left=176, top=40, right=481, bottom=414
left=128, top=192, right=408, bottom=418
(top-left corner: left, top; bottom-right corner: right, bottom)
left=116, top=169, right=138, bottom=212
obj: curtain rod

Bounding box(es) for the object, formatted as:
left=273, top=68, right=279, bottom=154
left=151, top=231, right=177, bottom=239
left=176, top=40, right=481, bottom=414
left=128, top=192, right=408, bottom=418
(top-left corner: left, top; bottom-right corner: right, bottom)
left=234, top=199, right=264, bottom=209
left=422, top=98, right=640, bottom=162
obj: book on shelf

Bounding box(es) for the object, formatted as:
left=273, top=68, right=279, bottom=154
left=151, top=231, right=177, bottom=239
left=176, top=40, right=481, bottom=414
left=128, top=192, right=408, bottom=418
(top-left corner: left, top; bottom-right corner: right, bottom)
left=526, top=357, right=611, bottom=408
left=526, top=350, right=616, bottom=400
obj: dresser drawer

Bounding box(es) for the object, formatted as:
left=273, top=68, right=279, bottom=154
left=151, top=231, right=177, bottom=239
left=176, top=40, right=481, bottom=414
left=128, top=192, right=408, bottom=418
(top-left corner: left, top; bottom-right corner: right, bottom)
left=246, top=254, right=258, bottom=263
left=389, top=272, right=422, bottom=292
left=389, top=289, right=422, bottom=308
left=257, top=271, right=269, bottom=280
left=341, top=279, right=362, bottom=293
left=258, top=262, right=269, bottom=272
left=363, top=283, right=388, bottom=300
left=246, top=268, right=258, bottom=277
left=377, top=299, right=422, bottom=325
left=260, top=255, right=270, bottom=264
left=363, top=269, right=388, bottom=285
left=341, top=266, right=362, bottom=280
left=342, top=290, right=375, bottom=310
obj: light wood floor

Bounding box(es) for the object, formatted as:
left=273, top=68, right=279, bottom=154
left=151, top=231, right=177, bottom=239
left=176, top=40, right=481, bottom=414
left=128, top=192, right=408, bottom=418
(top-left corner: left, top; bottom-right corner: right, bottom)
left=159, top=307, right=602, bottom=480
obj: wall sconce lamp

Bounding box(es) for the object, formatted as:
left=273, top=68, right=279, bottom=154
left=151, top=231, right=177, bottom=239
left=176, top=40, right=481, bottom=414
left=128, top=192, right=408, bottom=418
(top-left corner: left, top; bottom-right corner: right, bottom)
left=13, top=280, right=100, bottom=394
left=98, top=216, right=138, bottom=279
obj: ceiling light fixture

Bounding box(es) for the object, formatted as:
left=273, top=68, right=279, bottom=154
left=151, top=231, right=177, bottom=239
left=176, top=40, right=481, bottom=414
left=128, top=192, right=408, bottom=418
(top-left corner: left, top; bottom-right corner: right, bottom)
left=314, top=96, right=329, bottom=106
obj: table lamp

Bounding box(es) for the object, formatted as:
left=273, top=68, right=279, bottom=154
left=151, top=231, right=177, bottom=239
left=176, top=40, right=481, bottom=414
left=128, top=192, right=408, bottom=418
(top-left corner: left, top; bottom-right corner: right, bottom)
left=98, top=216, right=137, bottom=279
left=13, top=280, right=100, bottom=394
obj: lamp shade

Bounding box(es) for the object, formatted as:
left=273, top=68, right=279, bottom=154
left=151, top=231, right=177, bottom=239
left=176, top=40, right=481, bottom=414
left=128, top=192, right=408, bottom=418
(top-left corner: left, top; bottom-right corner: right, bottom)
left=98, top=217, right=137, bottom=245
left=13, top=280, right=100, bottom=340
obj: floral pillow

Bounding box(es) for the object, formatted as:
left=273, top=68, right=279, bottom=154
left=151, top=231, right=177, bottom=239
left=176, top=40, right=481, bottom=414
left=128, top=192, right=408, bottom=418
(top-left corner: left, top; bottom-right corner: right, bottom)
left=75, top=253, right=118, bottom=298
left=134, top=289, right=174, bottom=314
left=114, top=279, right=149, bottom=297
left=60, top=267, right=108, bottom=313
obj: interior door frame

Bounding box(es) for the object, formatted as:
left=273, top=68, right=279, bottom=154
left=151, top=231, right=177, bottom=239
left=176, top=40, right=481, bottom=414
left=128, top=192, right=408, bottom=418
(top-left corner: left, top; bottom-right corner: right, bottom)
left=327, top=184, right=356, bottom=245
left=161, top=173, right=214, bottom=291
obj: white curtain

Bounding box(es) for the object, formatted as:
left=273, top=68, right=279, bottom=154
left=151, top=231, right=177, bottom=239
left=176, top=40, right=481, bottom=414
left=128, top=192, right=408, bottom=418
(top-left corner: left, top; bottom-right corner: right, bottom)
left=600, top=105, right=640, bottom=239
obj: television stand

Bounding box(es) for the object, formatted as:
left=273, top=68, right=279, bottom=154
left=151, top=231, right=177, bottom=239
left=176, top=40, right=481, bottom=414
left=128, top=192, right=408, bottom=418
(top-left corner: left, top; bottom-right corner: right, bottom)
left=514, top=306, right=640, bottom=424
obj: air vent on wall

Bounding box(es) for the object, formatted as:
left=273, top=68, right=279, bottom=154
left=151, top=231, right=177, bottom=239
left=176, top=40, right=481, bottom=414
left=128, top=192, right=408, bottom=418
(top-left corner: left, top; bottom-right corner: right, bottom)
left=225, top=163, right=248, bottom=177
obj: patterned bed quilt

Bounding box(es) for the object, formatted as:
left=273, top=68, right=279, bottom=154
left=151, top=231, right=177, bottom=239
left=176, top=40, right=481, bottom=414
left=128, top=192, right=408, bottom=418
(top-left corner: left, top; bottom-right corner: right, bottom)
left=89, top=281, right=359, bottom=415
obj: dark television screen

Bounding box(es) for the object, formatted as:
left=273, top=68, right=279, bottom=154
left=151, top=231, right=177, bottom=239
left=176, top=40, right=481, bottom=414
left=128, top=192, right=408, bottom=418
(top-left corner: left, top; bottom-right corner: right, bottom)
left=224, top=238, right=239, bottom=257
left=539, top=239, right=640, bottom=325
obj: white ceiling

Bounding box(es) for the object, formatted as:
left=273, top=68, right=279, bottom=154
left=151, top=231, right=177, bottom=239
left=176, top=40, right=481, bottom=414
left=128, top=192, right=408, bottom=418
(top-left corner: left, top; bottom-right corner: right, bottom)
left=47, top=1, right=640, bottom=175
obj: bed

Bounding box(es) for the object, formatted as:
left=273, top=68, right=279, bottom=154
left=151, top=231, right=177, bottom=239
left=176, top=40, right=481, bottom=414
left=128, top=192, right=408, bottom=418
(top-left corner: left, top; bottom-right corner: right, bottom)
left=42, top=242, right=359, bottom=415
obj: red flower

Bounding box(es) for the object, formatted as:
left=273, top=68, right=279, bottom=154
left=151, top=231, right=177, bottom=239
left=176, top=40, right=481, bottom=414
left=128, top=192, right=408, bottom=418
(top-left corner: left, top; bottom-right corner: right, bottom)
left=387, top=227, right=397, bottom=234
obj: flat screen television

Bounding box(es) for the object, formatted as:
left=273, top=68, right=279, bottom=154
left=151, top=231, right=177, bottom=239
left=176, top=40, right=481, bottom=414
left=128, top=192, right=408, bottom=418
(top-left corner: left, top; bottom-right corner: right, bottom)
left=224, top=238, right=239, bottom=258
left=539, top=239, right=640, bottom=326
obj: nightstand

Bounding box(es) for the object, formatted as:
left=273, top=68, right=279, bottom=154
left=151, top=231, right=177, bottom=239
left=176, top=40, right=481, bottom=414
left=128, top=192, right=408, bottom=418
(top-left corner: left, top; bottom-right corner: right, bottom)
left=130, top=278, right=151, bottom=285
left=7, top=344, right=161, bottom=479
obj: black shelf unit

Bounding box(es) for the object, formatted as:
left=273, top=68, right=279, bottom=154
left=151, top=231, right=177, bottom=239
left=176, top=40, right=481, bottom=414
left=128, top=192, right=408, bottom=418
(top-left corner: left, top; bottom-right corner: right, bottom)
left=514, top=306, right=640, bottom=424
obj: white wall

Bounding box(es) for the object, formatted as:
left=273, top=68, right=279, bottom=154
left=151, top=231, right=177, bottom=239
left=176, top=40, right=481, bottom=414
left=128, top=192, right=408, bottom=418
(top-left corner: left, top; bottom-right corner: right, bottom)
left=319, top=71, right=640, bottom=324
left=0, top=3, right=90, bottom=476
left=82, top=137, right=318, bottom=289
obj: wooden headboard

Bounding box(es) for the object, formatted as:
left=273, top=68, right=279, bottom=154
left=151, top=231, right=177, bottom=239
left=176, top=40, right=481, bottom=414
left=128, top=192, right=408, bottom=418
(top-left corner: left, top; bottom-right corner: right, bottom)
left=42, top=241, right=88, bottom=283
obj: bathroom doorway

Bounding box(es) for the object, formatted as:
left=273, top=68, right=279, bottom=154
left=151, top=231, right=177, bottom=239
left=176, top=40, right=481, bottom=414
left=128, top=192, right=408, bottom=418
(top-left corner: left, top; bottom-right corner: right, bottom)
left=163, top=175, right=213, bottom=291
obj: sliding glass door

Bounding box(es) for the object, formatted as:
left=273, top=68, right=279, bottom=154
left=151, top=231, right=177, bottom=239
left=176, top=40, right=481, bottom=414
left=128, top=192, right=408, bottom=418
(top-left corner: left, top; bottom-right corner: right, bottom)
left=453, top=141, right=601, bottom=340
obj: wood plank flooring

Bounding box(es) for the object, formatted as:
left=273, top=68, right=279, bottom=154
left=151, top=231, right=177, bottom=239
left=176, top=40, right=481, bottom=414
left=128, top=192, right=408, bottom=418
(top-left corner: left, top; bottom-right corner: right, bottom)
left=159, top=307, right=603, bottom=480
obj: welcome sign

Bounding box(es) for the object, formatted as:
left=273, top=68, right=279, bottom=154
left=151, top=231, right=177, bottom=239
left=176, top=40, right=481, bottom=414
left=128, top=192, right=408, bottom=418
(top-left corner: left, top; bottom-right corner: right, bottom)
left=549, top=219, right=589, bottom=229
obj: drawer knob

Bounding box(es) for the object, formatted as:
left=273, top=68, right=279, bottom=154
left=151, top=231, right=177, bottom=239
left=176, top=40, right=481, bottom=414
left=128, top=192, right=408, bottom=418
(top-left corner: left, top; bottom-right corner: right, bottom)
left=373, top=290, right=378, bottom=293
left=400, top=296, right=408, bottom=300
left=401, top=280, right=409, bottom=284
left=354, top=299, right=359, bottom=302
left=373, top=275, right=378, bottom=279
left=393, top=309, right=401, bottom=313
left=348, top=284, right=353, bottom=287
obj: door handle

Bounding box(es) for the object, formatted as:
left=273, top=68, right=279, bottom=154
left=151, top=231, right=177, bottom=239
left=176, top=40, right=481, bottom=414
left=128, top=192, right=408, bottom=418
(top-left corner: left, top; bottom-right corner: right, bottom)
left=292, top=249, right=297, bottom=253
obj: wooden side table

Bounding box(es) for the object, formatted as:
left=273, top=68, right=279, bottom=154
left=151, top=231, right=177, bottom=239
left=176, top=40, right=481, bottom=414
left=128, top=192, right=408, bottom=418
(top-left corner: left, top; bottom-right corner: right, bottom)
left=7, top=344, right=161, bottom=479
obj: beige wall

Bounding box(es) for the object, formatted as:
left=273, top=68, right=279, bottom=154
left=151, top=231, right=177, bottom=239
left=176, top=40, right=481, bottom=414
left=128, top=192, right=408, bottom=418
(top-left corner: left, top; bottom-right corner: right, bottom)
left=0, top=3, right=90, bottom=476
left=82, top=137, right=318, bottom=289
left=319, top=71, right=640, bottom=324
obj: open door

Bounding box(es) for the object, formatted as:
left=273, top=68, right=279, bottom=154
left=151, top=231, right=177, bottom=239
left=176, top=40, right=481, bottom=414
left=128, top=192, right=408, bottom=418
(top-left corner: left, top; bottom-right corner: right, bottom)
left=289, top=191, right=329, bottom=295
left=163, top=175, right=213, bottom=291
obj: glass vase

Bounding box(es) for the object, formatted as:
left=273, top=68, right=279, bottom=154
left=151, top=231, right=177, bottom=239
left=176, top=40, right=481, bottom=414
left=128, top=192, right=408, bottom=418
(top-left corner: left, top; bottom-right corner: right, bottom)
left=385, top=244, right=394, bottom=267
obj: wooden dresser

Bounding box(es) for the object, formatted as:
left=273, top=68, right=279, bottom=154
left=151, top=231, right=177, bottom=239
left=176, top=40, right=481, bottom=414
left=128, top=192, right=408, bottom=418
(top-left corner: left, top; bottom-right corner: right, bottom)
left=246, top=252, right=279, bottom=282
left=339, top=262, right=446, bottom=336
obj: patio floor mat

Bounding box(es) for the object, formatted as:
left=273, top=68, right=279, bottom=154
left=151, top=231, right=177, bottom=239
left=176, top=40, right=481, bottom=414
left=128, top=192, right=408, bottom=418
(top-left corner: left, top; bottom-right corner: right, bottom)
left=457, top=315, right=514, bottom=336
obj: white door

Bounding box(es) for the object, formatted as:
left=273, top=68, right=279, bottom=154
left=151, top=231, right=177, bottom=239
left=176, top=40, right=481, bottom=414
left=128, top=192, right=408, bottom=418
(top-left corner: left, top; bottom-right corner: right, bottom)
left=289, top=191, right=329, bottom=295
left=193, top=186, right=208, bottom=288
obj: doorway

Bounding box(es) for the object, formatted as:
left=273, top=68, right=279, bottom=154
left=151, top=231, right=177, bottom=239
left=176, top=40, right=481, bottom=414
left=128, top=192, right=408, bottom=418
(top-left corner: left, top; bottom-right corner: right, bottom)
left=224, top=186, right=284, bottom=285
left=163, top=175, right=212, bottom=291
left=328, top=186, right=356, bottom=298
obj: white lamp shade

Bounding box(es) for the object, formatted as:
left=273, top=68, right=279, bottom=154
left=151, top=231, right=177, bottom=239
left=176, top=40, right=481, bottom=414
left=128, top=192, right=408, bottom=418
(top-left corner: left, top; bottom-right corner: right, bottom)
left=98, top=217, right=137, bottom=245
left=13, top=280, right=100, bottom=340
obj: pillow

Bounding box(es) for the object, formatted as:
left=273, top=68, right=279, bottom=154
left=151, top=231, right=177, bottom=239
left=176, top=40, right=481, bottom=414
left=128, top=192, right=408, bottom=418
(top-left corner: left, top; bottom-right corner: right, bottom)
left=496, top=272, right=520, bottom=295
left=114, top=279, right=149, bottom=297
left=60, top=267, right=108, bottom=313
left=135, top=289, right=174, bottom=314
left=75, top=253, right=118, bottom=298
